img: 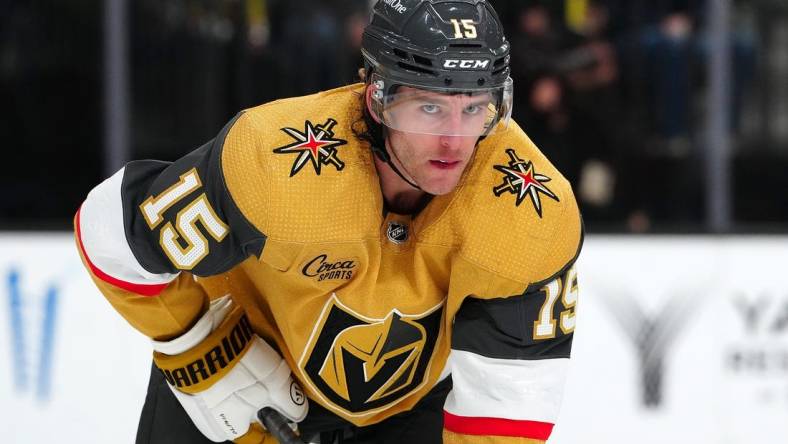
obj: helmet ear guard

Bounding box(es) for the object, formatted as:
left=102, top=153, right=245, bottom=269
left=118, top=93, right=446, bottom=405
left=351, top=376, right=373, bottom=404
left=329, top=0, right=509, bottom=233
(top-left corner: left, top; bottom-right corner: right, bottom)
left=360, top=73, right=391, bottom=163
left=365, top=77, right=386, bottom=125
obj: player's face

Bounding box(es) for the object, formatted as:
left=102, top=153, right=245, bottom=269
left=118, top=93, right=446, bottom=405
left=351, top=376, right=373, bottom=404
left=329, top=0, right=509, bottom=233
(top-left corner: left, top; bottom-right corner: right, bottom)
left=385, top=87, right=482, bottom=195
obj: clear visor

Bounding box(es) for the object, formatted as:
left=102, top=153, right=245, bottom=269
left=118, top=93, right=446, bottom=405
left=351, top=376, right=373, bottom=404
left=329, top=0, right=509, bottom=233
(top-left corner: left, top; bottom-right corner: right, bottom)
left=369, top=74, right=513, bottom=137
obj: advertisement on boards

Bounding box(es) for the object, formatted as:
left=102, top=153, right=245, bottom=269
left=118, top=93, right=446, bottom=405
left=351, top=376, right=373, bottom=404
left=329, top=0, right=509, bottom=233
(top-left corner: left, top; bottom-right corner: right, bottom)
left=552, top=236, right=788, bottom=444
left=2, top=234, right=787, bottom=443
left=0, top=233, right=151, bottom=443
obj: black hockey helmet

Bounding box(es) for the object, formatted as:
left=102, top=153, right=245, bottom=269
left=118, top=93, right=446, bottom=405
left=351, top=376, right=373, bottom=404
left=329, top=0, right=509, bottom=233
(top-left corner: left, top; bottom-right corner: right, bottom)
left=362, top=0, right=513, bottom=137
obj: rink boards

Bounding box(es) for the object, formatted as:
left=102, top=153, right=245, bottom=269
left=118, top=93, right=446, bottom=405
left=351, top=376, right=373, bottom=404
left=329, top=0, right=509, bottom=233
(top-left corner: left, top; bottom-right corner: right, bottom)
left=1, top=233, right=786, bottom=443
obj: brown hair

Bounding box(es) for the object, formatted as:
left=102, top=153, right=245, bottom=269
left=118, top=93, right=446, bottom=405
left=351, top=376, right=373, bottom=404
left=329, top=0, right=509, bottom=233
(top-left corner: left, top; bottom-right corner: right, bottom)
left=350, top=67, right=385, bottom=155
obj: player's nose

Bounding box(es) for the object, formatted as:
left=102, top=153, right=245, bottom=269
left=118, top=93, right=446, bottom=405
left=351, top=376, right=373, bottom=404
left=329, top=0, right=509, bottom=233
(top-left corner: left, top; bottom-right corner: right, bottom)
left=438, top=112, right=465, bottom=146
left=438, top=134, right=463, bottom=151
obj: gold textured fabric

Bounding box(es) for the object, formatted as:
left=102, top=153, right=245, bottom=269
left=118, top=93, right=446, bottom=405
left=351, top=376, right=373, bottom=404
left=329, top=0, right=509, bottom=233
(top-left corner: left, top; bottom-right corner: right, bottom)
left=232, top=423, right=275, bottom=444
left=219, top=84, right=581, bottom=426
left=443, top=430, right=545, bottom=444
left=74, top=224, right=209, bottom=341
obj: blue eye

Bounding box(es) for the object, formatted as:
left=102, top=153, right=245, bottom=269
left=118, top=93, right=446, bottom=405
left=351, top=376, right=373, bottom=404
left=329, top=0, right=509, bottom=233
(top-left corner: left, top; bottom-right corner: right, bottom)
left=464, top=105, right=481, bottom=115
left=421, top=104, right=440, bottom=114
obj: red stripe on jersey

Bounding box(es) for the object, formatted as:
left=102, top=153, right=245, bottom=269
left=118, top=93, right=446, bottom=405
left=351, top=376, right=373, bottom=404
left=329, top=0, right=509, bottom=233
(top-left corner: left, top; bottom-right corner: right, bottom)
left=75, top=207, right=168, bottom=297
left=443, top=411, right=553, bottom=440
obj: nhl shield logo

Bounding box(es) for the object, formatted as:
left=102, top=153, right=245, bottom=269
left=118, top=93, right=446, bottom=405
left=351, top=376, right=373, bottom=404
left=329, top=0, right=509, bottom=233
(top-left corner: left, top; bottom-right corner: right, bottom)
left=298, top=294, right=443, bottom=416
left=386, top=222, right=409, bottom=244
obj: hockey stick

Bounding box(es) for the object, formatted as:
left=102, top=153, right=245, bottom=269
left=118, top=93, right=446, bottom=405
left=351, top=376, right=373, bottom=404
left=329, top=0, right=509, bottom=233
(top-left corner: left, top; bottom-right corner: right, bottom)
left=257, top=407, right=305, bottom=444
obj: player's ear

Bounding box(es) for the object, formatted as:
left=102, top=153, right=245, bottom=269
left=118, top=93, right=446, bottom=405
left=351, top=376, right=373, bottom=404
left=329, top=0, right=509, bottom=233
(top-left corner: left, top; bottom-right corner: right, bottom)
left=365, top=85, right=382, bottom=124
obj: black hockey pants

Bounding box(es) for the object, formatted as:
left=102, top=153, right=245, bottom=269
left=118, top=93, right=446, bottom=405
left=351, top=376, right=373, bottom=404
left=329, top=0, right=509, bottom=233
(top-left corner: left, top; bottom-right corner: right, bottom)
left=135, top=362, right=451, bottom=444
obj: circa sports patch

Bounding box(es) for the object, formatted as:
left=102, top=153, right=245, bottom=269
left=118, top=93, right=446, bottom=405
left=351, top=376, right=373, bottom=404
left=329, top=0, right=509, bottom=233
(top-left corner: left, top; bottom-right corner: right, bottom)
left=492, top=148, right=559, bottom=217
left=300, top=254, right=357, bottom=282
left=273, top=118, right=348, bottom=177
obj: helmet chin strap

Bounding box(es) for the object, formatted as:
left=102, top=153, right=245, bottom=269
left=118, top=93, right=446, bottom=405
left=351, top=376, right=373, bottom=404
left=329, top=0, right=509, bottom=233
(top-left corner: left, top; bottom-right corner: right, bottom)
left=371, top=134, right=423, bottom=192
left=372, top=130, right=486, bottom=194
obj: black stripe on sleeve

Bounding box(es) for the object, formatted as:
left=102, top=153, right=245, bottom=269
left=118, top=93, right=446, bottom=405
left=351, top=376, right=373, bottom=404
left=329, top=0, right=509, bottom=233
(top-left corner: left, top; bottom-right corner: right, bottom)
left=451, top=285, right=575, bottom=361
left=121, top=113, right=266, bottom=276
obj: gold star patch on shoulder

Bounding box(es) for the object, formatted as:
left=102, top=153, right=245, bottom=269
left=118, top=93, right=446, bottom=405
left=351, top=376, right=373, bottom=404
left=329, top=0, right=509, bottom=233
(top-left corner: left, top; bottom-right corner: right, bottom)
left=273, top=118, right=347, bottom=176
left=493, top=148, right=560, bottom=217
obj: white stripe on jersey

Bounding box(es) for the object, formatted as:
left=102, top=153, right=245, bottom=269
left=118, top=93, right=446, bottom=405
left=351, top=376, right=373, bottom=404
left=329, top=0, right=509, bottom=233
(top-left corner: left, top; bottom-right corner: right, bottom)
left=79, top=167, right=178, bottom=285
left=444, top=349, right=568, bottom=424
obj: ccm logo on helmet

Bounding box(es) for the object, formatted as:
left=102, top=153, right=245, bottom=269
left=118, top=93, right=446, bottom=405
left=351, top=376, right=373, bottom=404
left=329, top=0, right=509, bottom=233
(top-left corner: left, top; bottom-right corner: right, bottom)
left=443, top=59, right=490, bottom=70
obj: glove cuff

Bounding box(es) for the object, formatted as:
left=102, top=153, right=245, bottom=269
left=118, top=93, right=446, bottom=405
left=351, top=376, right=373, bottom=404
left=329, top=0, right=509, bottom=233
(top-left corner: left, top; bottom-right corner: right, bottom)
left=153, top=301, right=255, bottom=394
left=152, top=295, right=233, bottom=355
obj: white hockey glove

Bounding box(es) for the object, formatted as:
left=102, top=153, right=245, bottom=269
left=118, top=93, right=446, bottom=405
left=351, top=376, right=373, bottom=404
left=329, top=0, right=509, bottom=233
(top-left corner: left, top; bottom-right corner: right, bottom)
left=152, top=296, right=308, bottom=442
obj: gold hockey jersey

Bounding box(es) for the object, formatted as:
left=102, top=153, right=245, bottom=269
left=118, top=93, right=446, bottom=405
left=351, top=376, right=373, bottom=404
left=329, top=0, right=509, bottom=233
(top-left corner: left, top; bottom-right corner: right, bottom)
left=76, top=84, right=582, bottom=442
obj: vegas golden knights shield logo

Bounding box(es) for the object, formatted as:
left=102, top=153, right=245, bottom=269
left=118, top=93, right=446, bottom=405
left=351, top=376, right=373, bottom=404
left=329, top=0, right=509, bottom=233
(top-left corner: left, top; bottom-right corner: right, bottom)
left=299, top=294, right=443, bottom=416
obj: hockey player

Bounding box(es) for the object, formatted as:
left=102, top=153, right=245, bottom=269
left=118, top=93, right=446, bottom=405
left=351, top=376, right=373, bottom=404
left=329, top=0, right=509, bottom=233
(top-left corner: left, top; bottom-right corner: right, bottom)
left=75, top=1, right=582, bottom=443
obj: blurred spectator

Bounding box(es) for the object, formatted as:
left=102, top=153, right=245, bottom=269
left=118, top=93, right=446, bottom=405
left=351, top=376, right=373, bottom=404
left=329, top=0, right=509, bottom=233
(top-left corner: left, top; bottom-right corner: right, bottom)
left=619, top=0, right=707, bottom=227
left=510, top=3, right=576, bottom=182
left=0, top=0, right=778, bottom=231
left=608, top=0, right=755, bottom=140
left=605, top=0, right=756, bottom=228
left=510, top=3, right=567, bottom=86
left=561, top=1, right=626, bottom=223
left=510, top=1, right=628, bottom=226
left=604, top=0, right=704, bottom=150
left=643, top=6, right=699, bottom=148
left=334, top=0, right=372, bottom=84
left=273, top=0, right=343, bottom=96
